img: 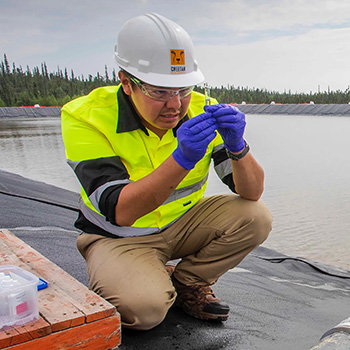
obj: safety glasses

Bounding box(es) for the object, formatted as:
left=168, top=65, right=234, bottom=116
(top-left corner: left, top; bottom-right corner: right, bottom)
left=129, top=76, right=193, bottom=102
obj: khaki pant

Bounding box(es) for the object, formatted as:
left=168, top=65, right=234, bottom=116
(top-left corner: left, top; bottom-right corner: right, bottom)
left=77, top=194, right=272, bottom=330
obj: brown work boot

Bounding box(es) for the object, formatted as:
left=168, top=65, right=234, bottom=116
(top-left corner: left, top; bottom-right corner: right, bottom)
left=172, top=276, right=230, bottom=321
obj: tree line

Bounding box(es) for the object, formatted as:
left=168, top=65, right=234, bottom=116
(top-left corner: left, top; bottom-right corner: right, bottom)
left=0, top=54, right=118, bottom=107
left=1, top=54, right=350, bottom=107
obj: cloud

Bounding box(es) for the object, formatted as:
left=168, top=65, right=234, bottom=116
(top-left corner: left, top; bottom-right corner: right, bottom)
left=179, top=0, right=350, bottom=46
left=197, top=26, right=350, bottom=92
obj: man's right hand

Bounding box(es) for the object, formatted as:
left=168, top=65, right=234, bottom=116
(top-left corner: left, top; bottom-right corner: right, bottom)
left=172, top=112, right=217, bottom=170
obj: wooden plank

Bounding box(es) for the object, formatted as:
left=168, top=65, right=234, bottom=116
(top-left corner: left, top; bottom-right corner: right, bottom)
left=0, top=237, right=41, bottom=273
left=0, top=318, right=51, bottom=348
left=0, top=230, right=116, bottom=323
left=2, top=314, right=121, bottom=350
left=36, top=288, right=86, bottom=332
left=0, top=235, right=87, bottom=332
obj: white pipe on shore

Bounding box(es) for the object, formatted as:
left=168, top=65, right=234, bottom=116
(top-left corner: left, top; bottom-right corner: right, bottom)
left=310, top=317, right=350, bottom=349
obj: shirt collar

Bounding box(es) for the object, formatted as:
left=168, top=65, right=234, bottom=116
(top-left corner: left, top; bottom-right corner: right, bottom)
left=116, top=86, right=148, bottom=134
left=116, top=85, right=189, bottom=137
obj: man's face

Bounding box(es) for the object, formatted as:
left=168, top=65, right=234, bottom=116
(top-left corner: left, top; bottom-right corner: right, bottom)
left=120, top=72, right=192, bottom=138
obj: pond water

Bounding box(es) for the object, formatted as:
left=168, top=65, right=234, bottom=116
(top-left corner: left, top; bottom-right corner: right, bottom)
left=1, top=115, right=349, bottom=271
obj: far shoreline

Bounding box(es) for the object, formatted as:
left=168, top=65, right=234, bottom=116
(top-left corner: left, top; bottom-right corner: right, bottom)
left=2, top=103, right=350, bottom=118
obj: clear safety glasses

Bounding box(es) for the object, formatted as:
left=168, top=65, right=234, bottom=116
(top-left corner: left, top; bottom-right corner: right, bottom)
left=129, top=76, right=194, bottom=102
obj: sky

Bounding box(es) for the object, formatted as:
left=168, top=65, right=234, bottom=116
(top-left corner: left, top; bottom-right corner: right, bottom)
left=1, top=0, right=350, bottom=93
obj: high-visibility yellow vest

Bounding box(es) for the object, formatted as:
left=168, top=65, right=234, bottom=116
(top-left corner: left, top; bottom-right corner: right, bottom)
left=61, top=85, right=230, bottom=237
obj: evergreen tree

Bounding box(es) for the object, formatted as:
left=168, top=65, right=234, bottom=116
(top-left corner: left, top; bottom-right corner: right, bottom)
left=3, top=54, right=10, bottom=74
left=105, top=65, right=109, bottom=83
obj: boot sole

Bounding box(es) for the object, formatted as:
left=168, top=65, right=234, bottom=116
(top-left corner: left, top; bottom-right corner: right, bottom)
left=175, top=304, right=229, bottom=321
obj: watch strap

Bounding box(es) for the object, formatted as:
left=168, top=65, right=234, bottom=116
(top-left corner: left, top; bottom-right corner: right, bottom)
left=226, top=142, right=250, bottom=161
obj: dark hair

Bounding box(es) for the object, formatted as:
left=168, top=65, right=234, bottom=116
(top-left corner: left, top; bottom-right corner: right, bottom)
left=119, top=69, right=136, bottom=87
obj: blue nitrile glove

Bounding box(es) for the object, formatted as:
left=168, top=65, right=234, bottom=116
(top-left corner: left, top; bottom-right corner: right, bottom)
left=204, top=104, right=246, bottom=153
left=173, top=113, right=217, bottom=170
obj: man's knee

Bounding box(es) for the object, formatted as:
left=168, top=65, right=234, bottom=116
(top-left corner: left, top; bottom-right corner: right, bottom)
left=110, top=284, right=176, bottom=331
left=122, top=302, right=168, bottom=330
left=221, top=196, right=272, bottom=246
left=245, top=199, right=272, bottom=246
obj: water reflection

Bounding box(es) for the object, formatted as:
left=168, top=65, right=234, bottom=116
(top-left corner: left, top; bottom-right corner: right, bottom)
left=0, top=117, right=81, bottom=192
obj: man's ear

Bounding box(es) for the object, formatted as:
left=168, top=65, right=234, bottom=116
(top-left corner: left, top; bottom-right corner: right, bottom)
left=119, top=71, right=132, bottom=95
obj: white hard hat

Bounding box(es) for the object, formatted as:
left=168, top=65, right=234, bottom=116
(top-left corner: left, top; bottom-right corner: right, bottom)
left=114, top=13, right=204, bottom=88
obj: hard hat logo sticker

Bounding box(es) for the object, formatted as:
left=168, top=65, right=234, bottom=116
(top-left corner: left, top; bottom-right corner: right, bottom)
left=170, top=49, right=186, bottom=74
left=170, top=50, right=185, bottom=65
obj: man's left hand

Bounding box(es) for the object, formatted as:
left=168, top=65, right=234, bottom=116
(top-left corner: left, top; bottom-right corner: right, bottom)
left=204, top=104, right=246, bottom=153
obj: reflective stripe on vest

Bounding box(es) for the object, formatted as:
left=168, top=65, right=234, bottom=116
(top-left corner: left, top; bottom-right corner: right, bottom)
left=212, top=144, right=232, bottom=180
left=88, top=179, right=131, bottom=210
left=79, top=173, right=209, bottom=237
left=68, top=159, right=132, bottom=211
left=79, top=198, right=181, bottom=237
left=162, top=174, right=208, bottom=205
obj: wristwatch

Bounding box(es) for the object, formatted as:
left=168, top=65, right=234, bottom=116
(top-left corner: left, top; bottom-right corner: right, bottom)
left=226, top=142, right=250, bottom=161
